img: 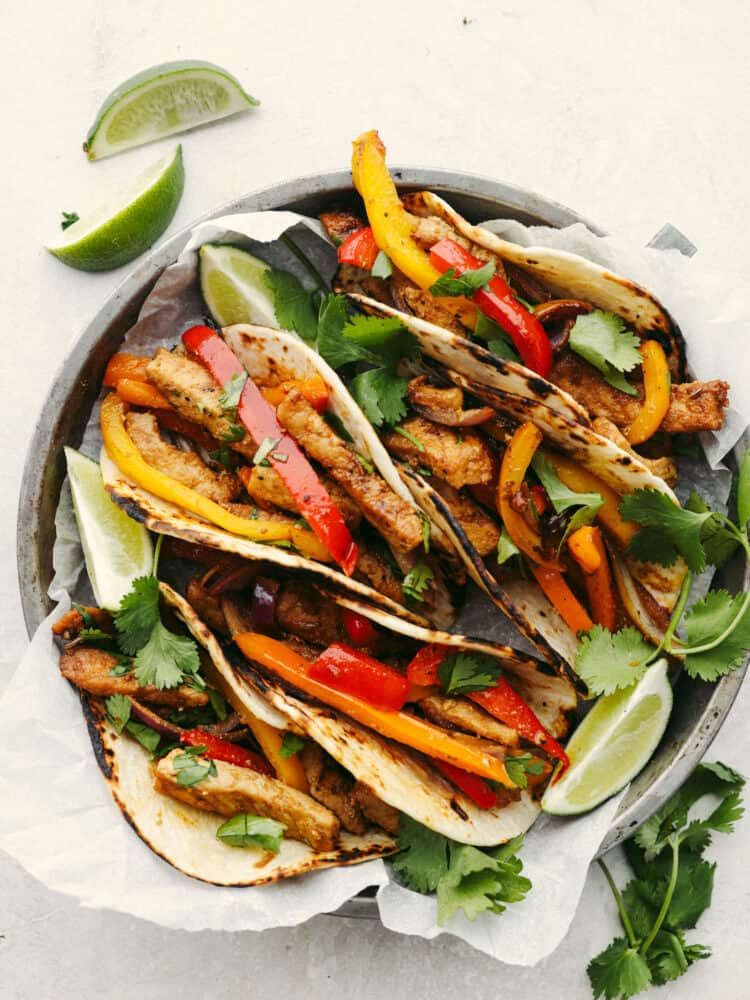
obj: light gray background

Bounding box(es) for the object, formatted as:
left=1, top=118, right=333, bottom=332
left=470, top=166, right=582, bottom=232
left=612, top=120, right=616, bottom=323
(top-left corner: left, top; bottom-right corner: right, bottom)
left=2, top=1, right=749, bottom=997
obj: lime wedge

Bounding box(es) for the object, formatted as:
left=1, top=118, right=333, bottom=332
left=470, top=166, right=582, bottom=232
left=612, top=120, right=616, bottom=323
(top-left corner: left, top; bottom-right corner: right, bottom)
left=199, top=244, right=278, bottom=327
left=65, top=447, right=153, bottom=611
left=46, top=146, right=184, bottom=271
left=84, top=60, right=259, bottom=160
left=541, top=659, right=672, bottom=816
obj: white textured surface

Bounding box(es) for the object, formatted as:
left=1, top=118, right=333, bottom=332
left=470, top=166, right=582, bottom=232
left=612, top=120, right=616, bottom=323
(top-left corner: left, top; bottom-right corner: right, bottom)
left=1, top=0, right=749, bottom=996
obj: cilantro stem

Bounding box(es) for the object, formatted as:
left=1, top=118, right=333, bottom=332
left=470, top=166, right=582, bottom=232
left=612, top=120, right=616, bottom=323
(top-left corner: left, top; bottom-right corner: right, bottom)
left=657, top=570, right=693, bottom=658
left=597, top=859, right=637, bottom=948
left=151, top=534, right=163, bottom=579
left=640, top=834, right=680, bottom=955
left=281, top=235, right=330, bottom=299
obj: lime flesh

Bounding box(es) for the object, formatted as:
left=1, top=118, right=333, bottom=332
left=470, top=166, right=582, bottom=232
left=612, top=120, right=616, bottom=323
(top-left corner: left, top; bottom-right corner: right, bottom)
left=65, top=447, right=153, bottom=610
left=199, top=244, right=278, bottom=328
left=84, top=60, right=258, bottom=160
left=541, top=659, right=672, bottom=815
left=47, top=145, right=184, bottom=271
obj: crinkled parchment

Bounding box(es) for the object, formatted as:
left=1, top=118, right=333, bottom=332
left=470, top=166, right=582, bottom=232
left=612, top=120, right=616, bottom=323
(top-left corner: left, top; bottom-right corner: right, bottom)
left=1, top=207, right=746, bottom=960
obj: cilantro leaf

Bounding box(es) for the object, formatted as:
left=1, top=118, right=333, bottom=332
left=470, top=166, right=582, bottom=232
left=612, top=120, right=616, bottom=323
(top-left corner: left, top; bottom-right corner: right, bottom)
left=105, top=694, right=131, bottom=734
left=207, top=688, right=228, bottom=721
left=737, top=450, right=750, bottom=530
left=438, top=651, right=503, bottom=696
left=685, top=493, right=738, bottom=568
left=587, top=937, right=652, bottom=1000
left=620, top=489, right=712, bottom=572
left=474, top=311, right=522, bottom=362
left=429, top=261, right=494, bottom=298
left=218, top=371, right=247, bottom=419
left=682, top=590, right=750, bottom=681
left=114, top=575, right=160, bottom=654
left=279, top=732, right=305, bottom=758
left=172, top=751, right=218, bottom=787
left=392, top=815, right=450, bottom=893
left=61, top=211, right=79, bottom=230
left=126, top=720, right=161, bottom=754
left=569, top=311, right=642, bottom=396
left=504, top=753, right=544, bottom=789
left=532, top=454, right=603, bottom=514
left=436, top=840, right=531, bottom=925
left=487, top=338, right=522, bottom=362
left=351, top=367, right=410, bottom=427
left=216, top=814, right=286, bottom=853
left=371, top=250, right=393, bottom=279
left=496, top=527, right=520, bottom=565
left=133, top=620, right=201, bottom=690
left=648, top=930, right=709, bottom=985
left=220, top=422, right=246, bottom=443
left=403, top=560, right=434, bottom=602
left=574, top=625, right=653, bottom=695
left=263, top=268, right=318, bottom=342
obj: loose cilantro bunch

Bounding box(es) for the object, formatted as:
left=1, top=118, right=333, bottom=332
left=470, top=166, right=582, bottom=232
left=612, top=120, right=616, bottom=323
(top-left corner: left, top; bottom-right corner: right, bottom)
left=393, top=816, right=531, bottom=925
left=588, top=761, right=745, bottom=999
left=576, top=458, right=750, bottom=695
left=317, top=293, right=419, bottom=427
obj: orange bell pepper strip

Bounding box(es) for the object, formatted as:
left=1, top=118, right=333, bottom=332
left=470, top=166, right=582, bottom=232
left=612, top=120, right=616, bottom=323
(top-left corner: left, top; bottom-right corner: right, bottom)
left=260, top=374, right=330, bottom=414
left=627, top=341, right=671, bottom=445
left=567, top=526, right=617, bottom=631
left=540, top=451, right=637, bottom=549
left=498, top=422, right=563, bottom=570
left=351, top=129, right=476, bottom=328
left=530, top=564, right=594, bottom=634
left=101, top=393, right=298, bottom=548
left=115, top=378, right=172, bottom=411
left=235, top=631, right=516, bottom=786
left=103, top=353, right=151, bottom=388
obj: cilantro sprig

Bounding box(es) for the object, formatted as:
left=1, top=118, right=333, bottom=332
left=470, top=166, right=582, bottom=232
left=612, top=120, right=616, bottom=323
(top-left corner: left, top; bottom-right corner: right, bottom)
left=393, top=816, right=531, bottom=925
left=588, top=761, right=745, bottom=999
left=438, top=651, right=503, bottom=696
left=429, top=261, right=495, bottom=298
left=576, top=460, right=750, bottom=695
left=569, top=311, right=642, bottom=396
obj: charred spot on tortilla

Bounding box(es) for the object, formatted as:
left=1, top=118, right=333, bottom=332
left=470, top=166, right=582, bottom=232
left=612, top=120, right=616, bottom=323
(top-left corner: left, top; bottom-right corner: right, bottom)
left=527, top=377, right=553, bottom=399
left=81, top=693, right=116, bottom=780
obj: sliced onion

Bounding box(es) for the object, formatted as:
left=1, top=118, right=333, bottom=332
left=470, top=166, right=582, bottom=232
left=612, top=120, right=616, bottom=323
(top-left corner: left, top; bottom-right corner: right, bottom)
left=129, top=700, right=184, bottom=740
left=251, top=577, right=280, bottom=633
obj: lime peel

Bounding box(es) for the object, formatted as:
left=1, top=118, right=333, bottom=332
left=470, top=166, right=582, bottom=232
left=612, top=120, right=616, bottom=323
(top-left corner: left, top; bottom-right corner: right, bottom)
left=65, top=447, right=153, bottom=611
left=84, top=60, right=258, bottom=160
left=46, top=146, right=184, bottom=272
left=541, top=659, right=672, bottom=816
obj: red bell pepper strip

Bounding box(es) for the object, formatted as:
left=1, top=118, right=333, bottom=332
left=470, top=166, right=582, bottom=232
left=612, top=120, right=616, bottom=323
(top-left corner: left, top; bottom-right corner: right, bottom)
left=433, top=760, right=499, bottom=809
left=405, top=644, right=569, bottom=769
left=308, top=643, right=409, bottom=711
left=470, top=682, right=569, bottom=770
left=152, top=408, right=221, bottom=454
left=341, top=608, right=379, bottom=647
left=179, top=729, right=274, bottom=775
left=406, top=643, right=447, bottom=686
left=338, top=226, right=380, bottom=270
left=429, top=238, right=553, bottom=378
left=182, top=326, right=358, bottom=576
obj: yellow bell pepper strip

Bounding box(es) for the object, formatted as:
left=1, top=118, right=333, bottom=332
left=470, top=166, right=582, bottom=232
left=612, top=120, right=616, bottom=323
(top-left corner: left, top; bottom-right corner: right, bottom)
left=530, top=564, right=594, bottom=634
left=568, top=526, right=618, bottom=631
left=567, top=525, right=601, bottom=574
left=115, top=378, right=172, bottom=411
left=498, top=422, right=563, bottom=570
left=351, top=129, right=476, bottom=328
left=101, top=393, right=297, bottom=548
left=234, top=631, right=515, bottom=786
left=540, top=451, right=637, bottom=549
left=627, top=340, right=671, bottom=445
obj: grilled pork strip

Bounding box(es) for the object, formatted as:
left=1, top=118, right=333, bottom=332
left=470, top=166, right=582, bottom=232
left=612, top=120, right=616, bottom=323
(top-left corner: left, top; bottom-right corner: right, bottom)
left=275, top=582, right=345, bottom=648
left=354, top=545, right=406, bottom=605
left=592, top=417, right=677, bottom=485
left=382, top=416, right=495, bottom=490
left=242, top=465, right=362, bottom=529
left=300, top=744, right=367, bottom=835
left=352, top=783, right=400, bottom=834
left=60, top=647, right=209, bottom=707
left=420, top=696, right=520, bottom=748
left=125, top=411, right=241, bottom=504
left=154, top=750, right=340, bottom=851
left=430, top=479, right=501, bottom=557
left=275, top=388, right=424, bottom=553
left=550, top=353, right=729, bottom=434
left=146, top=349, right=258, bottom=458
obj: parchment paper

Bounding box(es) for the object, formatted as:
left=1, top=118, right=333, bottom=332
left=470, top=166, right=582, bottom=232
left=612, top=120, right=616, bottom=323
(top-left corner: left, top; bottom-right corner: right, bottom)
left=1, top=206, right=746, bottom=960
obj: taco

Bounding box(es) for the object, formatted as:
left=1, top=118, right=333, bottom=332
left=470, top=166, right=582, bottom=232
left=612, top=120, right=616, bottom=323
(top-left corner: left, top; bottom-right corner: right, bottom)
left=52, top=557, right=576, bottom=884
left=98, top=322, right=463, bottom=630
